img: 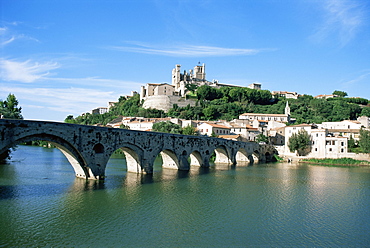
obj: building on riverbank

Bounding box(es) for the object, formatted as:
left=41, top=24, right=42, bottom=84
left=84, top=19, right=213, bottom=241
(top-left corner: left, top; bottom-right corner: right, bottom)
left=276, top=122, right=370, bottom=161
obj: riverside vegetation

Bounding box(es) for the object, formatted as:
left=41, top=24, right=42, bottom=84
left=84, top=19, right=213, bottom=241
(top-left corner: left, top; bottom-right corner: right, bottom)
left=0, top=93, right=23, bottom=161
left=300, top=158, right=370, bottom=166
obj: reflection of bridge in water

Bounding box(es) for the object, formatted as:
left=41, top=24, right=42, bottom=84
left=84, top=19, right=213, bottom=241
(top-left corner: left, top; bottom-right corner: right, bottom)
left=0, top=119, right=277, bottom=180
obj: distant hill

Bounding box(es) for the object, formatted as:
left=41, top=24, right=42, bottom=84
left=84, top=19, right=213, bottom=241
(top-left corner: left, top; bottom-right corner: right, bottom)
left=65, top=86, right=370, bottom=125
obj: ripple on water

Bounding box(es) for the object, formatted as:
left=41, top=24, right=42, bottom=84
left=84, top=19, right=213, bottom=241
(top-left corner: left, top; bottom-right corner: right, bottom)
left=1, top=148, right=370, bottom=247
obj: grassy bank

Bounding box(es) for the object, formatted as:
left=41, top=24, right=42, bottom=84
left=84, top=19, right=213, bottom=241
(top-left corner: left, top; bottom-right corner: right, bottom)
left=300, top=158, right=370, bottom=166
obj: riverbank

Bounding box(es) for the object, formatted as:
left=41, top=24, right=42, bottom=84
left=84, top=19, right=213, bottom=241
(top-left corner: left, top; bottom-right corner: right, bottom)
left=299, top=158, right=370, bottom=167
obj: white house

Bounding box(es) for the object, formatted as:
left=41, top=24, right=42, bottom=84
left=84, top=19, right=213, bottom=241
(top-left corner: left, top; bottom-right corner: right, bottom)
left=319, top=120, right=363, bottom=130
left=229, top=123, right=261, bottom=141
left=197, top=122, right=230, bottom=136
left=271, top=91, right=300, bottom=99
left=357, top=116, right=370, bottom=128
left=239, top=102, right=291, bottom=123
left=91, top=107, right=108, bottom=115
left=283, top=124, right=351, bottom=159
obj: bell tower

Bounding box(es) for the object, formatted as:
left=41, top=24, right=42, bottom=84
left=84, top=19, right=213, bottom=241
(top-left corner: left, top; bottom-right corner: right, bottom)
left=285, top=101, right=291, bottom=122
left=172, top=64, right=181, bottom=89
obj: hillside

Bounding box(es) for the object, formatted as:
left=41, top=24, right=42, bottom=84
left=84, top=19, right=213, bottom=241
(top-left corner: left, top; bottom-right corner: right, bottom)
left=65, top=85, right=370, bottom=125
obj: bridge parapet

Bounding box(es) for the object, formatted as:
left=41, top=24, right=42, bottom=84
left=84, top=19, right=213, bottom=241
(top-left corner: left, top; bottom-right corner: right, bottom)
left=0, top=119, right=276, bottom=180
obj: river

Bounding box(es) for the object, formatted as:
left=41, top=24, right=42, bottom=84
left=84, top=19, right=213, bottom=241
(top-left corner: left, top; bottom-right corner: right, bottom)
left=1, top=145, right=370, bottom=247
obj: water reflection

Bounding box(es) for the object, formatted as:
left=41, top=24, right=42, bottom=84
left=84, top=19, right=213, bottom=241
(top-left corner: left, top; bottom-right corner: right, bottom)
left=2, top=146, right=370, bottom=247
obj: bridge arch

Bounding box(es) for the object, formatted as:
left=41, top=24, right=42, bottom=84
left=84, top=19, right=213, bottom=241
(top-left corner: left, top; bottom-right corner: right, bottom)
left=160, top=149, right=180, bottom=170
left=107, top=142, right=144, bottom=173
left=265, top=152, right=277, bottom=162
left=213, top=145, right=232, bottom=164
left=235, top=148, right=250, bottom=165
left=189, top=150, right=203, bottom=167
left=250, top=150, right=260, bottom=164
left=3, top=133, right=89, bottom=178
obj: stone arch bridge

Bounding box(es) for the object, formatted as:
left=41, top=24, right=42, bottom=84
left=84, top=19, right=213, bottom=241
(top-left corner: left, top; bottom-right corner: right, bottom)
left=0, top=119, right=277, bottom=180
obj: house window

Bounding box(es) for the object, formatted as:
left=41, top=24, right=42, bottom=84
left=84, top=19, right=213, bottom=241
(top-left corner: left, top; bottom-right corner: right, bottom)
left=315, top=148, right=317, bottom=151
left=206, top=129, right=208, bottom=132
left=329, top=148, right=332, bottom=152
left=316, top=133, right=318, bottom=137
left=341, top=142, right=344, bottom=146
left=341, top=148, right=344, bottom=153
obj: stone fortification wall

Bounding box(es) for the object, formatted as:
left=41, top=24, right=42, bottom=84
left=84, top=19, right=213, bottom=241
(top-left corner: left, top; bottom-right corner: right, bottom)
left=142, top=95, right=196, bottom=112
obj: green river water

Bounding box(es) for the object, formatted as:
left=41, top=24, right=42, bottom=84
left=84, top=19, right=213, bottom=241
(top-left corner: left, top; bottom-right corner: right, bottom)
left=1, top=145, right=370, bottom=247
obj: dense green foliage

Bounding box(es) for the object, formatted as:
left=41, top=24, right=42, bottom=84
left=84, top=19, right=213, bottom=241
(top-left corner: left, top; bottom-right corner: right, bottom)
left=0, top=93, right=23, bottom=119
left=301, top=158, right=370, bottom=166
left=0, top=93, right=23, bottom=162
left=288, top=129, right=311, bottom=156
left=152, top=121, right=182, bottom=134
left=332, top=90, right=348, bottom=97
left=256, top=134, right=269, bottom=144
left=65, top=94, right=166, bottom=125
left=152, top=121, right=198, bottom=135
left=65, top=85, right=369, bottom=126
left=359, top=128, right=370, bottom=153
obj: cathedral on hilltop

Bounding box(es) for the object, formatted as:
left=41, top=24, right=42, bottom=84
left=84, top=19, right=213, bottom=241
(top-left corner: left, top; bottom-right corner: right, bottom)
left=140, top=63, right=212, bottom=101
left=140, top=63, right=261, bottom=112
left=171, top=63, right=208, bottom=96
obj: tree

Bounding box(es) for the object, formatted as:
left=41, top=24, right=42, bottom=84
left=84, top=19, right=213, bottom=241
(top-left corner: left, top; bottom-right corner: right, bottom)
left=64, top=115, right=76, bottom=124
left=203, top=105, right=220, bottom=120
left=196, top=85, right=220, bottom=101
left=359, top=128, right=370, bottom=153
left=288, top=129, right=311, bottom=156
left=0, top=93, right=23, bottom=119
left=152, top=121, right=182, bottom=134
left=361, top=107, right=370, bottom=117
left=229, top=87, right=246, bottom=102
left=256, top=134, right=269, bottom=144
left=0, top=94, right=23, bottom=162
left=182, top=125, right=198, bottom=135
left=348, top=135, right=356, bottom=149
left=333, top=90, right=348, bottom=97
left=120, top=124, right=130, bottom=129
left=185, top=83, right=198, bottom=94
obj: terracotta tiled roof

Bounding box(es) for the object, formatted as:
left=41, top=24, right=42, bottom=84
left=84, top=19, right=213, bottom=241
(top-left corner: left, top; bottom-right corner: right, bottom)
left=240, top=113, right=287, bottom=117
left=203, top=122, right=230, bottom=129
left=219, top=134, right=241, bottom=139
left=286, top=124, right=312, bottom=127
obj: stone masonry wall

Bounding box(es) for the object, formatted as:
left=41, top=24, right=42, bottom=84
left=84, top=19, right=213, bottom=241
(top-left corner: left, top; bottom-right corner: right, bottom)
left=142, top=95, right=196, bottom=112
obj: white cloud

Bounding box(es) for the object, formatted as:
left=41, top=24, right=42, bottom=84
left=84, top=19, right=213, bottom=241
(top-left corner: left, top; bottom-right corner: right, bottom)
left=341, top=71, right=370, bottom=88
left=1, top=36, right=15, bottom=46
left=110, top=43, right=264, bottom=57
left=0, top=59, right=60, bottom=83
left=0, top=27, right=7, bottom=34
left=0, top=85, right=120, bottom=115
left=312, top=0, right=365, bottom=45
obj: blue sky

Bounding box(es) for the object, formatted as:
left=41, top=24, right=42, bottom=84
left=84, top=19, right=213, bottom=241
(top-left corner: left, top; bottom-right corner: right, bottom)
left=1, top=0, right=369, bottom=121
